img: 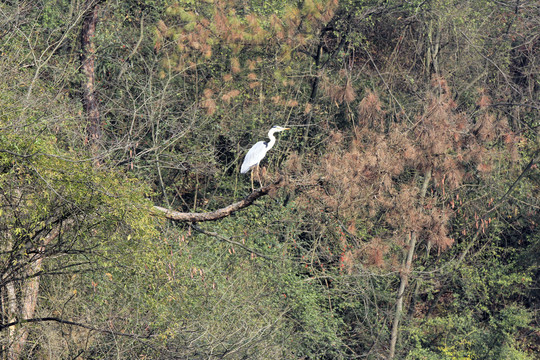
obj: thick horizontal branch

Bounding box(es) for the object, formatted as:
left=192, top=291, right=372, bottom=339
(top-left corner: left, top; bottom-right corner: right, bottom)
left=152, top=177, right=285, bottom=222
left=0, top=317, right=152, bottom=339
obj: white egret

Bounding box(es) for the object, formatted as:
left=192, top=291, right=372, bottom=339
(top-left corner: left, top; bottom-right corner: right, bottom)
left=240, top=125, right=290, bottom=190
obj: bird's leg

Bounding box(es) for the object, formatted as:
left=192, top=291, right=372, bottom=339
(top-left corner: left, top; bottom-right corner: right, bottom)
left=250, top=169, right=255, bottom=191
left=256, top=163, right=264, bottom=188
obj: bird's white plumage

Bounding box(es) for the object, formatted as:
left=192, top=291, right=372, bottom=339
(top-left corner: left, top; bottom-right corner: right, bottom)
left=240, top=126, right=289, bottom=181
left=241, top=141, right=269, bottom=173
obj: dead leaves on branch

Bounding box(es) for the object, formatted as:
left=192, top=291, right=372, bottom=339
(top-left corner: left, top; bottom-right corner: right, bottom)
left=157, top=0, right=340, bottom=116
left=297, top=80, right=521, bottom=268
left=322, top=75, right=357, bottom=106
left=160, top=0, right=339, bottom=63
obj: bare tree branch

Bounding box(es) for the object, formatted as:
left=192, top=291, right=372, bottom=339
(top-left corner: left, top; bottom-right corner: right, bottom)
left=0, top=317, right=153, bottom=339
left=152, top=177, right=286, bottom=222
left=192, top=225, right=272, bottom=260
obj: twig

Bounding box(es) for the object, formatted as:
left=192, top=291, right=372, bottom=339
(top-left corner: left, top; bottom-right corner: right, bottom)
left=191, top=225, right=273, bottom=260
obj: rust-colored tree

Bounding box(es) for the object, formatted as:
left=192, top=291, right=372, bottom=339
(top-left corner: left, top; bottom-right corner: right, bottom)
left=294, top=78, right=520, bottom=357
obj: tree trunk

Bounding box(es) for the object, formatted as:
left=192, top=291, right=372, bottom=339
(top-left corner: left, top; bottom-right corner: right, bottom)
left=5, top=281, right=17, bottom=360
left=389, top=168, right=431, bottom=359
left=81, top=0, right=103, bottom=159
left=5, top=225, right=62, bottom=360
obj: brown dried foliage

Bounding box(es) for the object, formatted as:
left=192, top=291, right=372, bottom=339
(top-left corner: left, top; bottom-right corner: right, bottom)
left=298, top=80, right=519, bottom=270
left=321, top=76, right=357, bottom=106
left=285, top=152, right=303, bottom=174
left=358, top=91, right=385, bottom=131
left=201, top=89, right=216, bottom=115
left=221, top=89, right=240, bottom=103
left=362, top=238, right=389, bottom=268
left=230, top=57, right=241, bottom=74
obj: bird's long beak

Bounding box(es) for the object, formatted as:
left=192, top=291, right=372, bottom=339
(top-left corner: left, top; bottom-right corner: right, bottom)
left=283, top=127, right=290, bottom=130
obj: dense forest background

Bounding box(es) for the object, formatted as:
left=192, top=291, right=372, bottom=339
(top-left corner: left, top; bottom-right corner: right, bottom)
left=1, top=0, right=539, bottom=358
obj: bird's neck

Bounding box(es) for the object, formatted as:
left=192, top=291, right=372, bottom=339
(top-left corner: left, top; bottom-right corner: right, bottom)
left=266, top=130, right=278, bottom=150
